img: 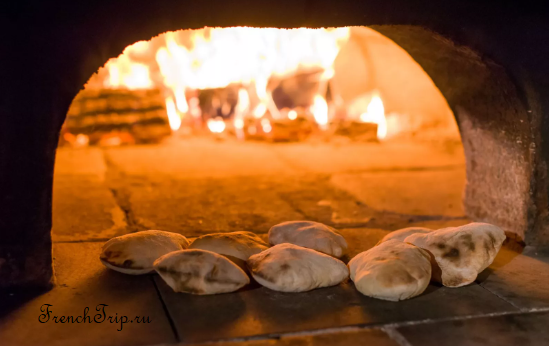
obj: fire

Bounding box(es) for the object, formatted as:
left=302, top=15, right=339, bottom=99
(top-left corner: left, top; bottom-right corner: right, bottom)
left=87, top=27, right=350, bottom=125
left=311, top=95, right=329, bottom=129
left=360, top=92, right=387, bottom=140
left=104, top=55, right=153, bottom=90
left=165, top=96, right=182, bottom=131
left=207, top=117, right=226, bottom=133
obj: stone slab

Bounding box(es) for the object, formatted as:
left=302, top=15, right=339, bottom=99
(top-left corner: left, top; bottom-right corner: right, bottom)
left=156, top=277, right=516, bottom=344
left=398, top=311, right=549, bottom=346
left=187, top=328, right=399, bottom=346
left=104, top=138, right=296, bottom=178
left=330, top=168, right=466, bottom=217
left=54, top=147, right=107, bottom=178
left=52, top=174, right=127, bottom=242
left=478, top=246, right=549, bottom=310
left=271, top=141, right=465, bottom=174
left=109, top=175, right=306, bottom=236
left=275, top=175, right=377, bottom=228
left=0, top=243, right=175, bottom=346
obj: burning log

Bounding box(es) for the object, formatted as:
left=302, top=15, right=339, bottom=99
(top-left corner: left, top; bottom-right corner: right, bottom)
left=61, top=88, right=171, bottom=146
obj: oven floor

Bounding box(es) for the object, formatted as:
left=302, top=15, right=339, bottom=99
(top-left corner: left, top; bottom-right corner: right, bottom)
left=2, top=138, right=548, bottom=346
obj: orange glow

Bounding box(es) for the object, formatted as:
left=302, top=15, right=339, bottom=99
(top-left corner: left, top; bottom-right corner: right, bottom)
left=104, top=55, right=153, bottom=90
left=165, top=96, right=182, bottom=131
left=207, top=117, right=226, bottom=133
left=288, top=110, right=298, bottom=120
left=235, top=88, right=250, bottom=118
left=90, top=27, right=350, bottom=126
left=359, top=91, right=387, bottom=140
left=174, top=87, right=189, bottom=113
left=311, top=95, right=329, bottom=129
left=261, top=118, right=272, bottom=133
left=253, top=103, right=267, bottom=118
left=234, top=118, right=245, bottom=129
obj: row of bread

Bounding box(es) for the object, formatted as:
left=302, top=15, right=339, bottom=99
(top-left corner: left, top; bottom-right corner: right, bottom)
left=99, top=221, right=505, bottom=301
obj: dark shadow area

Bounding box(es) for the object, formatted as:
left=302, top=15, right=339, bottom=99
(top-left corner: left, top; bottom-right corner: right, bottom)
left=0, top=288, right=46, bottom=320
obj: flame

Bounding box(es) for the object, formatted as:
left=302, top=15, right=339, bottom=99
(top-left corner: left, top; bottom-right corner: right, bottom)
left=104, top=55, right=153, bottom=89
left=89, top=27, right=349, bottom=127
left=165, top=96, right=182, bottom=131
left=234, top=118, right=245, bottom=129
left=207, top=117, right=226, bottom=133
left=253, top=103, right=267, bottom=118
left=174, top=87, right=189, bottom=113
left=311, top=95, right=329, bottom=129
left=235, top=88, right=250, bottom=118
left=360, top=92, right=387, bottom=140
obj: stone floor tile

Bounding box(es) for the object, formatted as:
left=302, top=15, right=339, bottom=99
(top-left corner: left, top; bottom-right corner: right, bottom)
left=188, top=328, right=399, bottom=346
left=109, top=175, right=305, bottom=236
left=271, top=141, right=465, bottom=174
left=398, top=311, right=549, bottom=346
left=156, top=277, right=516, bottom=344
left=330, top=168, right=466, bottom=217
left=479, top=245, right=549, bottom=310
left=52, top=175, right=127, bottom=242
left=55, top=147, right=107, bottom=177
left=275, top=175, right=377, bottom=228
left=104, top=138, right=296, bottom=178
left=0, top=243, right=175, bottom=346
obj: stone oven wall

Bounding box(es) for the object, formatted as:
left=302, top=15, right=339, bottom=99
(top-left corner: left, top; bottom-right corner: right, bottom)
left=1, top=0, right=548, bottom=289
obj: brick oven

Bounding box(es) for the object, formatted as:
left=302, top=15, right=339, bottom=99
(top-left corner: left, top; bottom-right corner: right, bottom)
left=1, top=1, right=549, bottom=345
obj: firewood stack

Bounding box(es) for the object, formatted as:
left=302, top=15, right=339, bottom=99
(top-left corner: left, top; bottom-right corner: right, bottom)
left=60, top=88, right=172, bottom=146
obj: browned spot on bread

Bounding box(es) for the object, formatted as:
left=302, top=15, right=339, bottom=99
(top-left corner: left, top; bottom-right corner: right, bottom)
left=443, top=247, right=460, bottom=260
left=444, top=277, right=466, bottom=287
left=378, top=270, right=415, bottom=287
left=122, top=259, right=133, bottom=268
left=460, top=233, right=476, bottom=252
left=101, top=250, right=122, bottom=260
left=280, top=264, right=291, bottom=271
left=436, top=243, right=446, bottom=250
left=185, top=251, right=205, bottom=257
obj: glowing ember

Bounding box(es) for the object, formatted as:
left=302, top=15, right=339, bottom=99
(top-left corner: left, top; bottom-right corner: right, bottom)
left=165, top=96, right=182, bottom=131
left=360, top=92, right=387, bottom=140
left=288, top=110, right=298, bottom=120
left=311, top=95, right=329, bottom=129
left=207, top=117, right=226, bottom=133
